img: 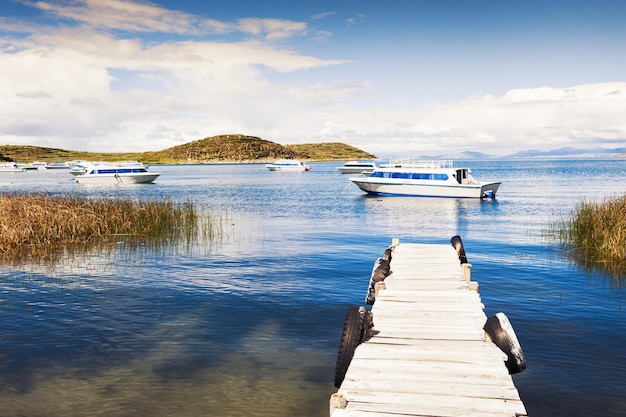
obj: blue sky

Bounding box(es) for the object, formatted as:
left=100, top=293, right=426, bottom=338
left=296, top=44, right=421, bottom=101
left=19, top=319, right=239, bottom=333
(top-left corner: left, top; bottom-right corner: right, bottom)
left=1, top=0, right=625, bottom=157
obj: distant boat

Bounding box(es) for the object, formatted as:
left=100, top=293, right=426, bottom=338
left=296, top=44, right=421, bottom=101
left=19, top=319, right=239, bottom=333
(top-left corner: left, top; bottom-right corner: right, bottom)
left=0, top=162, right=25, bottom=172
left=16, top=163, right=38, bottom=171
left=349, top=159, right=500, bottom=199
left=337, top=161, right=377, bottom=174
left=31, top=162, right=48, bottom=169
left=74, top=162, right=160, bottom=184
left=265, top=159, right=311, bottom=172
left=46, top=162, right=71, bottom=169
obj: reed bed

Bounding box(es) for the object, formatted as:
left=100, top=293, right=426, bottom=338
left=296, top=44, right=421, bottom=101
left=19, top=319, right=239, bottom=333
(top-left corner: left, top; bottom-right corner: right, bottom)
left=0, top=193, right=219, bottom=260
left=559, top=194, right=626, bottom=276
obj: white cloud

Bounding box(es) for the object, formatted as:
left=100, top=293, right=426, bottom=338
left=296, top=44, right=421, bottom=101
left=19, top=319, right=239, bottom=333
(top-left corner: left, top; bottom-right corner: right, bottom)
left=26, top=0, right=230, bottom=35
left=236, top=18, right=308, bottom=41
left=301, top=83, right=626, bottom=157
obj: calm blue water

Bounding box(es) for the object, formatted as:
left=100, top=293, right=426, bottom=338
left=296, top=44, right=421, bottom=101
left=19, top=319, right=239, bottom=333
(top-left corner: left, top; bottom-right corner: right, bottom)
left=1, top=159, right=625, bottom=417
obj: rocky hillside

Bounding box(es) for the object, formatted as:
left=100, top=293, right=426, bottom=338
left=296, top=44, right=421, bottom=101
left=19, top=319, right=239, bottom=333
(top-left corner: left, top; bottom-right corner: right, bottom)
left=140, top=134, right=300, bottom=163
left=286, top=142, right=377, bottom=161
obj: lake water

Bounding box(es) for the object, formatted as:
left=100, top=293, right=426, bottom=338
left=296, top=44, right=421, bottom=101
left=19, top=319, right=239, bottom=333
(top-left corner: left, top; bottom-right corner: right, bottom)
left=0, top=159, right=625, bottom=417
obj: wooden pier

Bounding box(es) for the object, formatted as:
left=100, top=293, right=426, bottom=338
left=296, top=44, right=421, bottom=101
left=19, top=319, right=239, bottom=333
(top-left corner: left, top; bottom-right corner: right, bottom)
left=330, top=238, right=527, bottom=417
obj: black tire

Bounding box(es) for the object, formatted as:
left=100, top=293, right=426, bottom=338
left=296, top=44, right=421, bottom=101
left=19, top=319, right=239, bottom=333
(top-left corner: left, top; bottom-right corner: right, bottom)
left=451, top=235, right=468, bottom=264
left=334, top=306, right=365, bottom=388
left=484, top=312, right=527, bottom=374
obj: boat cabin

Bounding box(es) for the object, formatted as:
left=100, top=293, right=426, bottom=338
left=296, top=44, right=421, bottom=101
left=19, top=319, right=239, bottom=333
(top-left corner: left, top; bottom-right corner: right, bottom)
left=370, top=168, right=476, bottom=184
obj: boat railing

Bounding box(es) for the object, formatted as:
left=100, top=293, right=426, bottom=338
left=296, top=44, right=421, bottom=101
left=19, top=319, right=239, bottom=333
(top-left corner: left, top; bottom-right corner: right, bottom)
left=381, top=159, right=454, bottom=169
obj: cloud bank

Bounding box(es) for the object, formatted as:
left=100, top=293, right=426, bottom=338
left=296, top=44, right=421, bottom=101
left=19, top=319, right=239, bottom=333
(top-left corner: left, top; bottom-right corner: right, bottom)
left=0, top=0, right=624, bottom=156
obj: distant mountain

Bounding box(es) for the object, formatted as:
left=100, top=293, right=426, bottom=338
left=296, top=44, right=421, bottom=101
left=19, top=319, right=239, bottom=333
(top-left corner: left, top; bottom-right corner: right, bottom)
left=418, top=146, right=626, bottom=160
left=506, top=146, right=626, bottom=158
left=421, top=151, right=493, bottom=159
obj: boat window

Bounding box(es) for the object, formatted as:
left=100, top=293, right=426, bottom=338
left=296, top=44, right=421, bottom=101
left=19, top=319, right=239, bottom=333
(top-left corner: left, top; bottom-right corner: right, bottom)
left=411, top=173, right=430, bottom=180
left=371, top=172, right=385, bottom=178
left=433, top=174, right=448, bottom=181
left=391, top=172, right=410, bottom=179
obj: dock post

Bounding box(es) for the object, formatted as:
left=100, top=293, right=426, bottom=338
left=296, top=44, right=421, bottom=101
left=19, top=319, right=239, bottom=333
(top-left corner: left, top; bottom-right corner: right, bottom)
left=329, top=393, right=347, bottom=416
left=462, top=262, right=472, bottom=282
left=374, top=281, right=386, bottom=298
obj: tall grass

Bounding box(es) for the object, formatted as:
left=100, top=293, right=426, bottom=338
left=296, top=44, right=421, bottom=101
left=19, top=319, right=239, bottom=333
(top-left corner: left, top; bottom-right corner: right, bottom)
left=0, top=193, right=222, bottom=261
left=559, top=194, right=626, bottom=276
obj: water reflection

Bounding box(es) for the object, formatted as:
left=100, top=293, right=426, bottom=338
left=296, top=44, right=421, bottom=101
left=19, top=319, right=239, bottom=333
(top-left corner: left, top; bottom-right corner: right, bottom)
left=357, top=194, right=497, bottom=240
left=0, top=244, right=336, bottom=417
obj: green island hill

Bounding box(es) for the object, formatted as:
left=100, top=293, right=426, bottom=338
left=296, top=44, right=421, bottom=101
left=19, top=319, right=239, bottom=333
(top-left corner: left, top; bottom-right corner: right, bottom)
left=0, top=134, right=378, bottom=165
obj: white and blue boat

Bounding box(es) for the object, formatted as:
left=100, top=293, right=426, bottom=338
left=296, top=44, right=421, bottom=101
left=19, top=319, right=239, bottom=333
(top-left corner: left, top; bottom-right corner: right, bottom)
left=265, top=159, right=311, bottom=172
left=349, top=159, right=500, bottom=198
left=74, top=162, right=160, bottom=184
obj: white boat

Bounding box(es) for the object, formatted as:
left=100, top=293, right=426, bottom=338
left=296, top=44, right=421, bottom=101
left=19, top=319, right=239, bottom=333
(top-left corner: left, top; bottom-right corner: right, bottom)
left=69, top=161, right=147, bottom=177
left=265, top=159, right=311, bottom=172
left=31, top=161, right=48, bottom=169
left=74, top=162, right=160, bottom=184
left=337, top=161, right=378, bottom=174
left=46, top=162, right=71, bottom=169
left=16, top=163, right=38, bottom=171
left=0, top=162, right=25, bottom=172
left=349, top=159, right=500, bottom=199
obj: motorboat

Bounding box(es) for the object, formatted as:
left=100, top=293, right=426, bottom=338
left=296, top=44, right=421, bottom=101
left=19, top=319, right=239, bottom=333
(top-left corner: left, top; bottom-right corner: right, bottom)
left=46, top=162, right=71, bottom=169
left=349, top=159, right=500, bottom=198
left=265, top=159, right=311, bottom=172
left=74, top=162, right=160, bottom=184
left=69, top=161, right=147, bottom=177
left=31, top=161, right=48, bottom=169
left=0, top=162, right=25, bottom=172
left=16, top=163, right=38, bottom=171
left=337, top=161, right=377, bottom=174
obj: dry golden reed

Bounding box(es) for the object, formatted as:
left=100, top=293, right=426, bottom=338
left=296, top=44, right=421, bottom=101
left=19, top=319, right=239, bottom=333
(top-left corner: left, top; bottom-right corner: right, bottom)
left=559, top=194, right=626, bottom=275
left=0, top=193, right=205, bottom=257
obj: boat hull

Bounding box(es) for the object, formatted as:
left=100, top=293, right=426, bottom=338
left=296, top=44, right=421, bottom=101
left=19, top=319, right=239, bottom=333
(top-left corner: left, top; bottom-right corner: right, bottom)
left=75, top=173, right=160, bottom=184
left=266, top=166, right=307, bottom=172
left=350, top=178, right=500, bottom=198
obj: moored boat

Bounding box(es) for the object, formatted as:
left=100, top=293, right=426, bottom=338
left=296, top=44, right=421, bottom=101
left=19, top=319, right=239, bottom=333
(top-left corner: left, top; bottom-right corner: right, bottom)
left=74, top=162, right=160, bottom=184
left=349, top=159, right=500, bottom=198
left=16, top=163, right=38, bottom=171
left=46, top=162, right=71, bottom=169
left=31, top=161, right=48, bottom=169
left=0, top=162, right=25, bottom=172
left=337, top=161, right=378, bottom=174
left=265, top=159, right=311, bottom=172
left=70, top=161, right=147, bottom=177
